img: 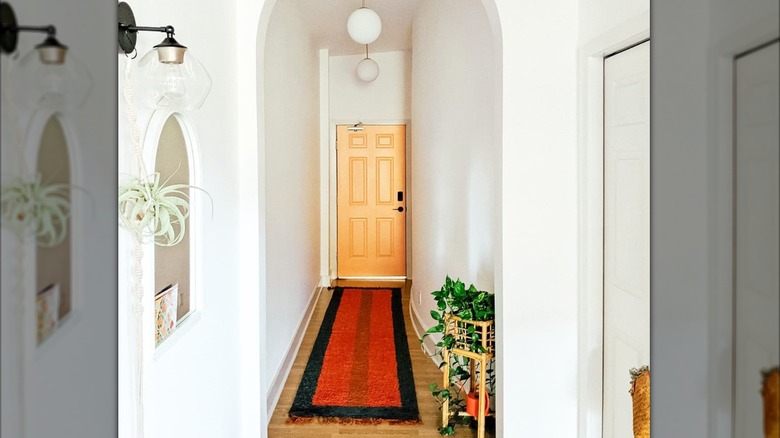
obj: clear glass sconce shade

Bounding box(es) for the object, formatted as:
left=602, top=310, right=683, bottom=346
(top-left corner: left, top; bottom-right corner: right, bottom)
left=7, top=47, right=92, bottom=110
left=356, top=57, right=379, bottom=82
left=130, top=47, right=212, bottom=111
left=347, top=8, right=381, bottom=45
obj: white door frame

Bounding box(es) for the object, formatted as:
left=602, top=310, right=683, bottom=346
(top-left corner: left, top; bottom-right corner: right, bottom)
left=577, top=12, right=649, bottom=438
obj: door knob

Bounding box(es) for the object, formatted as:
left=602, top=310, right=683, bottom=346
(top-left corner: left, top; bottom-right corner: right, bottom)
left=393, top=206, right=404, bottom=212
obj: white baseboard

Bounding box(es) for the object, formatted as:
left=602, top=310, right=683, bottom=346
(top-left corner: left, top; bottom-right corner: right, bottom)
left=409, top=299, right=438, bottom=364
left=318, top=275, right=331, bottom=287
left=265, top=283, right=323, bottom=422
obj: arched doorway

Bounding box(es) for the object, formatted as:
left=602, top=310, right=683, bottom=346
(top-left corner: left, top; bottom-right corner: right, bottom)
left=253, top=0, right=503, bottom=434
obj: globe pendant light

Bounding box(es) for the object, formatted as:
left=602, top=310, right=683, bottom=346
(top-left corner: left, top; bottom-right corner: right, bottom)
left=356, top=44, right=379, bottom=82
left=118, top=2, right=212, bottom=111
left=0, top=2, right=92, bottom=110
left=347, top=0, right=381, bottom=45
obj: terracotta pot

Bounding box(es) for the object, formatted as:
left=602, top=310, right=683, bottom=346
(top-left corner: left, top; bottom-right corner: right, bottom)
left=466, top=388, right=489, bottom=417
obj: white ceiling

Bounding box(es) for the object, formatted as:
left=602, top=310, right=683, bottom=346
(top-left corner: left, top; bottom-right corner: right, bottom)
left=294, top=0, right=420, bottom=56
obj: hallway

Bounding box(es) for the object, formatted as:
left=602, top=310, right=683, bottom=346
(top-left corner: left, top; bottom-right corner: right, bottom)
left=268, top=280, right=495, bottom=437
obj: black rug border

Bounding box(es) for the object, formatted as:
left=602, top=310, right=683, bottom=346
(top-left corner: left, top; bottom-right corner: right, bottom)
left=288, top=287, right=420, bottom=422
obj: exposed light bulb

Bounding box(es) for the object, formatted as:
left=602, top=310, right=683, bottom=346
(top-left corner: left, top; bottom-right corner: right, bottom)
left=161, top=63, right=186, bottom=100
left=38, top=65, right=68, bottom=106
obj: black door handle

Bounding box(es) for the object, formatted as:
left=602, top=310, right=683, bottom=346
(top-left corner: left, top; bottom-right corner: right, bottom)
left=393, top=206, right=404, bottom=212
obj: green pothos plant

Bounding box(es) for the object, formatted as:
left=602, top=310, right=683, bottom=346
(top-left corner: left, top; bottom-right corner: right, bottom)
left=0, top=173, right=70, bottom=247
left=118, top=170, right=211, bottom=247
left=421, top=276, right=496, bottom=435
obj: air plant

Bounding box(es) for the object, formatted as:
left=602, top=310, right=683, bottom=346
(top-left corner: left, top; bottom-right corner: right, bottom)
left=0, top=173, right=70, bottom=247
left=118, top=170, right=209, bottom=247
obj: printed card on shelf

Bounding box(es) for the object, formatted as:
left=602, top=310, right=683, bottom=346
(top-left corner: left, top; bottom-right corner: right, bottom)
left=36, top=283, right=60, bottom=345
left=154, top=283, right=179, bottom=346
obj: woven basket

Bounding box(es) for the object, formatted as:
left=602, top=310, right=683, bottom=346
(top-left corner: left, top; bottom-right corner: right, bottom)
left=764, top=367, right=780, bottom=438
left=630, top=368, right=650, bottom=438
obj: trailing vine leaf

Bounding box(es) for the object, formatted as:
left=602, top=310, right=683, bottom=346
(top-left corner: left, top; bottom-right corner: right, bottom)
left=1, top=173, right=71, bottom=247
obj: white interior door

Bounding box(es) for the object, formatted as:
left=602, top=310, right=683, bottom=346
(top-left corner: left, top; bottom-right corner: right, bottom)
left=603, top=41, right=650, bottom=438
left=734, top=40, right=780, bottom=438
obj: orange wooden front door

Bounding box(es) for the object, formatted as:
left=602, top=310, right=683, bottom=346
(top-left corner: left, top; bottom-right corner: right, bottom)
left=337, top=125, right=406, bottom=277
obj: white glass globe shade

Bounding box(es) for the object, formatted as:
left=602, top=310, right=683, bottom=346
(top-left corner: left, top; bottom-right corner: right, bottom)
left=356, top=58, right=379, bottom=82
left=347, top=8, right=382, bottom=45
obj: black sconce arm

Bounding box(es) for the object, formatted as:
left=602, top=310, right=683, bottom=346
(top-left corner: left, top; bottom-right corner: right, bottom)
left=0, top=2, right=62, bottom=53
left=119, top=24, right=176, bottom=38
left=11, top=24, right=56, bottom=36
left=117, top=3, right=185, bottom=55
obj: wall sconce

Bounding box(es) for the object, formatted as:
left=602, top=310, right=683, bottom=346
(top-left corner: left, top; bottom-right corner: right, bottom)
left=0, top=1, right=92, bottom=110
left=356, top=44, right=379, bottom=82
left=118, top=2, right=212, bottom=111
left=347, top=0, right=381, bottom=45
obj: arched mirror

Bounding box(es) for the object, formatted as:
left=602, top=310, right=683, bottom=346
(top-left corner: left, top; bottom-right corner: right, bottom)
left=154, top=115, right=192, bottom=322
left=35, top=116, right=72, bottom=327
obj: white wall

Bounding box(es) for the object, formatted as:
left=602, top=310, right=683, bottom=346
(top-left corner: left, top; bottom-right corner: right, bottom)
left=237, top=0, right=266, bottom=434
left=578, top=0, right=648, bottom=43
left=0, top=1, right=117, bottom=436
left=496, top=0, right=579, bottom=436
left=410, top=0, right=498, bottom=344
left=263, top=0, right=321, bottom=394
left=117, top=0, right=246, bottom=436
left=329, top=51, right=411, bottom=121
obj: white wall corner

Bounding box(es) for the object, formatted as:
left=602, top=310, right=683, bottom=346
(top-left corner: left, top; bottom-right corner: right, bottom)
left=409, top=299, right=437, bottom=362
left=319, top=48, right=330, bottom=280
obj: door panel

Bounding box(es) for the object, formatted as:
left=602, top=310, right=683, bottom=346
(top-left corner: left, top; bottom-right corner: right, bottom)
left=337, top=125, right=406, bottom=277
left=349, top=219, right=367, bottom=258
left=734, top=40, right=780, bottom=438
left=603, top=41, right=650, bottom=438
left=349, top=158, right=367, bottom=204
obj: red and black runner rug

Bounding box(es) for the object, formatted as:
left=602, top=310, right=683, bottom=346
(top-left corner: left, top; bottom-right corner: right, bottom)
left=288, top=287, right=420, bottom=424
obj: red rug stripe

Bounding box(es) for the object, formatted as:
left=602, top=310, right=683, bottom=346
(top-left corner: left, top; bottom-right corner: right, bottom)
left=366, top=289, right=402, bottom=407
left=345, top=291, right=373, bottom=406
left=311, top=289, right=362, bottom=406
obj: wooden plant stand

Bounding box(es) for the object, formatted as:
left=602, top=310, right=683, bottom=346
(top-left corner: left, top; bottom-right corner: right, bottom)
left=441, top=314, right=495, bottom=438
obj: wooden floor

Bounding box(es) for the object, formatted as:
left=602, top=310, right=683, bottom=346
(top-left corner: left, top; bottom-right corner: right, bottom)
left=268, top=280, right=495, bottom=438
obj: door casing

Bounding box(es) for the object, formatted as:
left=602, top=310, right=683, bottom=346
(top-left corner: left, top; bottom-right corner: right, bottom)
left=577, top=14, right=649, bottom=438
left=602, top=40, right=650, bottom=438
